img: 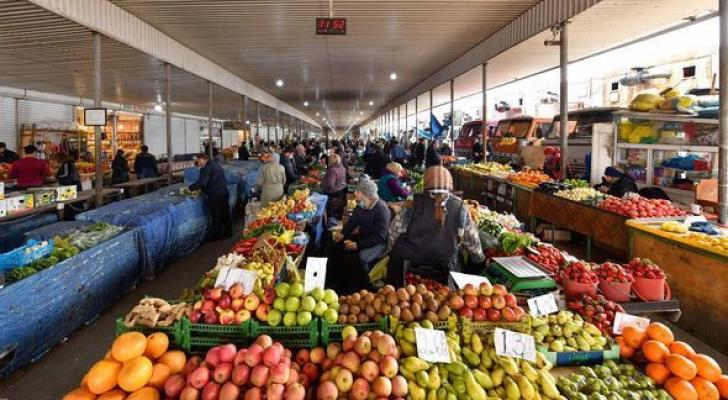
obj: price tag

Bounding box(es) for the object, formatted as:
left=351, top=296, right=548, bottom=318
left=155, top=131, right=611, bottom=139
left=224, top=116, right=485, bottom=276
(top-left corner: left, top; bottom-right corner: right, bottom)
left=414, top=328, right=451, bottom=363
left=214, top=267, right=258, bottom=294
left=304, top=257, right=327, bottom=293
left=612, top=312, right=650, bottom=335
left=494, top=328, right=536, bottom=362
left=527, top=293, right=559, bottom=317
left=449, top=272, right=490, bottom=289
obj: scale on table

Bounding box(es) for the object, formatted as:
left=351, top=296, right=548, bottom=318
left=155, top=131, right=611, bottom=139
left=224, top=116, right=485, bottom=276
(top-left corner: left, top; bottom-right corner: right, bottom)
left=485, top=256, right=557, bottom=295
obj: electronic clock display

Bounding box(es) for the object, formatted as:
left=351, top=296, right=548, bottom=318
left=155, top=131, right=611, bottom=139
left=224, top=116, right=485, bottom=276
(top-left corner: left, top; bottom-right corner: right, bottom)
left=316, top=17, right=347, bottom=35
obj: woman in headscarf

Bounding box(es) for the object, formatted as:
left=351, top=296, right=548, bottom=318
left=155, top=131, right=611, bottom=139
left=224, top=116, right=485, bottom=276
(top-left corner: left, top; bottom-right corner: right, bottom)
left=321, top=153, right=348, bottom=220
left=385, top=166, right=484, bottom=286
left=255, top=149, right=286, bottom=206
left=377, top=162, right=410, bottom=202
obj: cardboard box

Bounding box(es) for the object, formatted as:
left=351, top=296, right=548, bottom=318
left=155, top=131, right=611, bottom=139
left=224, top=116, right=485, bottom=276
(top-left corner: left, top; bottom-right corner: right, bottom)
left=0, top=199, right=7, bottom=217
left=32, top=190, right=57, bottom=207
left=55, top=185, right=77, bottom=201
left=6, top=194, right=33, bottom=214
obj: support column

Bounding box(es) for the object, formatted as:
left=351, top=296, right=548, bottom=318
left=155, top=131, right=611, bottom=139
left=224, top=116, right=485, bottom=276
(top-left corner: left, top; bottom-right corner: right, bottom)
left=429, top=90, right=434, bottom=135
left=241, top=95, right=247, bottom=145
left=93, top=32, right=103, bottom=207
left=450, top=79, right=455, bottom=141
left=266, top=107, right=271, bottom=143
left=719, top=0, right=728, bottom=224
left=481, top=64, right=487, bottom=153
left=208, top=81, right=213, bottom=158
left=560, top=22, right=569, bottom=177
left=165, top=63, right=173, bottom=184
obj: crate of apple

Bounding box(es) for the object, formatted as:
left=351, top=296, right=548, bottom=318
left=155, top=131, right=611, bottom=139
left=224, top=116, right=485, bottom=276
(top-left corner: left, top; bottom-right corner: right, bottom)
left=446, top=281, right=526, bottom=323
left=161, top=336, right=307, bottom=400
left=189, top=283, right=276, bottom=326
left=267, top=282, right=339, bottom=327
left=567, top=294, right=624, bottom=335
left=526, top=244, right=565, bottom=276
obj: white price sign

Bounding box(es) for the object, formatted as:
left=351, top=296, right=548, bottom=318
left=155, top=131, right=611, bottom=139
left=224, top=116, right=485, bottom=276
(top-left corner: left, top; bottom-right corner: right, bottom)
left=494, top=328, right=536, bottom=362
left=304, top=257, right=328, bottom=293
left=414, top=328, right=451, bottom=363
left=214, top=267, right=258, bottom=294
left=449, top=272, right=490, bottom=289
left=612, top=312, right=650, bottom=335
left=527, top=293, right=559, bottom=317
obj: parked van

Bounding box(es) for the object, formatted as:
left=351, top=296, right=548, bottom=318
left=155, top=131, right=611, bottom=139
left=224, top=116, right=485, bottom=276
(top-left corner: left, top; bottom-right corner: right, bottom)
left=490, top=116, right=552, bottom=166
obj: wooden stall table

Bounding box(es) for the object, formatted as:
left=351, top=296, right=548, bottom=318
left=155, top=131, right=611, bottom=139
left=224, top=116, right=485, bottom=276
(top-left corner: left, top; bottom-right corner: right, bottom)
left=112, top=176, right=167, bottom=197
left=626, top=220, right=728, bottom=354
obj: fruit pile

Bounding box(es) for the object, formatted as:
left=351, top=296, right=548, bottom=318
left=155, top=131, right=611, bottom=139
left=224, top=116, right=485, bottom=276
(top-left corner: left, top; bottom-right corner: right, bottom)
left=64, top=332, right=186, bottom=399
left=562, top=261, right=599, bottom=285
left=617, top=322, right=728, bottom=400
left=337, top=284, right=451, bottom=324
left=269, top=283, right=339, bottom=327
left=598, top=196, right=687, bottom=218
left=661, top=220, right=689, bottom=233
left=626, top=258, right=666, bottom=280
left=554, top=187, right=605, bottom=202
left=449, top=282, right=526, bottom=323
left=405, top=273, right=444, bottom=291
left=562, top=178, right=590, bottom=188
left=244, top=260, right=276, bottom=294
left=161, top=336, right=306, bottom=400
left=596, top=262, right=634, bottom=284
left=526, top=244, right=565, bottom=276
left=557, top=361, right=671, bottom=400
left=567, top=294, right=625, bottom=335
left=530, top=311, right=609, bottom=352
left=215, top=253, right=246, bottom=269
left=508, top=170, right=552, bottom=188
left=685, top=232, right=728, bottom=253
left=189, top=284, right=274, bottom=325
left=461, top=161, right=513, bottom=178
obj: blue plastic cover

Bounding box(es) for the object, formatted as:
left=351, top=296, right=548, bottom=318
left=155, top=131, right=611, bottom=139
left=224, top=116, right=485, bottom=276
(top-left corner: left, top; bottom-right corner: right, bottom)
left=24, top=221, right=93, bottom=241
left=0, top=228, right=143, bottom=377
left=309, top=193, right=329, bottom=247
left=0, top=212, right=58, bottom=253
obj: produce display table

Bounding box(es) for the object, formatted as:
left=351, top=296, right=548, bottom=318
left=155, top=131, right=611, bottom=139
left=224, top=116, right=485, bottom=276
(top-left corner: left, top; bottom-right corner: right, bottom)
left=626, top=220, right=728, bottom=353
left=0, top=227, right=143, bottom=377
left=112, top=176, right=168, bottom=197
left=77, top=183, right=238, bottom=276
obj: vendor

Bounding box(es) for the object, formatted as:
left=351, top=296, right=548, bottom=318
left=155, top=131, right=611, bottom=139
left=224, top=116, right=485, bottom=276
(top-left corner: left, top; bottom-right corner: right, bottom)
left=56, top=153, right=82, bottom=190
left=279, top=146, right=300, bottom=194
left=594, top=166, right=638, bottom=198
left=189, top=153, right=232, bottom=240
left=377, top=162, right=410, bottom=202
left=385, top=166, right=485, bottom=286
left=256, top=150, right=286, bottom=206
left=321, top=153, right=347, bottom=220
left=111, top=149, right=130, bottom=184
left=0, top=142, right=19, bottom=164
left=329, top=177, right=391, bottom=293
left=134, top=145, right=159, bottom=179
left=9, top=145, right=50, bottom=189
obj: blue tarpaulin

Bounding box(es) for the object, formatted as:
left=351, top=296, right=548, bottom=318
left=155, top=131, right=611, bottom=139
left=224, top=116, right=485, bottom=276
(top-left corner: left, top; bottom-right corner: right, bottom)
left=0, top=228, right=143, bottom=377
left=0, top=212, right=59, bottom=253
left=309, top=193, right=328, bottom=247
left=184, top=160, right=261, bottom=202
left=24, top=221, right=92, bottom=241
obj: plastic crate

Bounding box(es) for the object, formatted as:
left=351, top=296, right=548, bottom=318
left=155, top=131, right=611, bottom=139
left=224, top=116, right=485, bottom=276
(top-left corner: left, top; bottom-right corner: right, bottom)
left=461, top=317, right=532, bottom=344
left=320, top=317, right=389, bottom=345
left=115, top=317, right=182, bottom=341
left=179, top=317, right=252, bottom=353
left=249, top=318, right=319, bottom=348
left=0, top=239, right=54, bottom=272
left=388, top=315, right=458, bottom=334
left=537, top=342, right=620, bottom=366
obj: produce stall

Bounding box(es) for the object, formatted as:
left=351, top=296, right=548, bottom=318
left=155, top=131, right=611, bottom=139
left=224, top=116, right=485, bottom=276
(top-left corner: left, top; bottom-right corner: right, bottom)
left=626, top=219, right=728, bottom=354
left=0, top=222, right=140, bottom=377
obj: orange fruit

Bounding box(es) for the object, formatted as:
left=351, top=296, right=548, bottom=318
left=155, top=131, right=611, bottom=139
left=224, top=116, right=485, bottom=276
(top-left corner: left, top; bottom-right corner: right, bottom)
left=127, top=387, right=160, bottom=400
left=147, top=363, right=171, bottom=389
left=665, top=377, right=698, bottom=400
left=86, top=359, right=122, bottom=395
left=143, top=333, right=169, bottom=360
left=671, top=341, right=698, bottom=359
left=646, top=363, right=672, bottom=385
left=691, top=376, right=720, bottom=400
left=111, top=332, right=147, bottom=362
left=157, top=350, right=186, bottom=374
left=616, top=336, right=635, bottom=359
left=98, top=390, right=127, bottom=400
left=643, top=340, right=671, bottom=364
left=622, top=326, right=647, bottom=349
left=667, top=353, right=699, bottom=381
left=118, top=356, right=154, bottom=392
left=692, top=354, right=723, bottom=382
left=715, top=375, right=728, bottom=398
left=62, top=387, right=98, bottom=400
left=646, top=322, right=675, bottom=346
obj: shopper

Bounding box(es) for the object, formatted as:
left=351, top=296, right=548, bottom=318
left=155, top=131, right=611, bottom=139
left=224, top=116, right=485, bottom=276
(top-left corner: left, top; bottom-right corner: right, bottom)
left=8, top=145, right=50, bottom=189
left=189, top=153, right=232, bottom=240
left=594, top=166, right=638, bottom=198
left=385, top=166, right=485, bottom=287
left=55, top=153, right=82, bottom=190
left=377, top=162, right=410, bottom=202
left=425, top=140, right=442, bottom=168
left=328, top=177, right=390, bottom=293
left=134, top=145, right=159, bottom=179
left=390, top=139, right=407, bottom=164
left=0, top=142, right=19, bottom=164
left=238, top=143, right=250, bottom=161
left=294, top=144, right=309, bottom=175
left=255, top=150, right=286, bottom=206
left=279, top=146, right=300, bottom=194
left=472, top=137, right=484, bottom=163
left=364, top=144, right=390, bottom=179
left=321, top=153, right=347, bottom=220
left=439, top=142, right=453, bottom=157
left=413, top=138, right=426, bottom=167
left=111, top=149, right=130, bottom=184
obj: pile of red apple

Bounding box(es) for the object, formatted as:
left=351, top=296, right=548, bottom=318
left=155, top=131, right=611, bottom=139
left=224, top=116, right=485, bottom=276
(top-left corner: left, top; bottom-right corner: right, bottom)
left=596, top=262, right=634, bottom=284
left=189, top=284, right=275, bottom=325
left=567, top=293, right=625, bottom=335
left=162, top=336, right=305, bottom=400
left=526, top=244, right=565, bottom=276
left=625, top=258, right=666, bottom=280
left=598, top=196, right=687, bottom=219
left=405, top=273, right=444, bottom=291
left=562, top=261, right=599, bottom=285
left=313, top=327, right=407, bottom=400
left=446, top=282, right=526, bottom=323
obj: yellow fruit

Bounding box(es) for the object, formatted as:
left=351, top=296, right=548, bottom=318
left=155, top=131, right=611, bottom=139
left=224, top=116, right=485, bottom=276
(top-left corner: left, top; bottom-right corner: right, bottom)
left=111, top=332, right=147, bottom=362
left=86, top=359, right=122, bottom=394
left=118, top=356, right=154, bottom=392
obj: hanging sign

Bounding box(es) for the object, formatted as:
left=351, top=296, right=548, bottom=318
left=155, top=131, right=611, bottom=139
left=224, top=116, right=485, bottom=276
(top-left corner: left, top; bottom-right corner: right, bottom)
left=84, top=108, right=107, bottom=126
left=304, top=257, right=328, bottom=292
left=316, top=17, right=347, bottom=35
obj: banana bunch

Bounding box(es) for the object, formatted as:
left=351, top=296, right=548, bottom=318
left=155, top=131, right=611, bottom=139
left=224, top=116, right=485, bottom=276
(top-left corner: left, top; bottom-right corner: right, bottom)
left=243, top=261, right=274, bottom=293
left=529, top=311, right=608, bottom=352
left=660, top=220, right=688, bottom=234
left=256, top=199, right=292, bottom=219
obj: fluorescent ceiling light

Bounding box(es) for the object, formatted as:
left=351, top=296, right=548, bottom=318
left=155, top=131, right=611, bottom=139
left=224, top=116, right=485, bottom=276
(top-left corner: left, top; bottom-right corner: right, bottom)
left=303, top=101, right=309, bottom=106
left=154, top=104, right=163, bottom=112
left=275, top=79, right=284, bottom=87
left=368, top=101, right=374, bottom=106
left=390, top=72, right=398, bottom=80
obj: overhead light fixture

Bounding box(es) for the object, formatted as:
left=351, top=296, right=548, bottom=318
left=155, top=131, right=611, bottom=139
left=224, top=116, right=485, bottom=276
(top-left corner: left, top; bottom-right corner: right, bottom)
left=315, top=112, right=320, bottom=116
left=359, top=111, right=364, bottom=115
left=276, top=79, right=284, bottom=87
left=368, top=101, right=374, bottom=106
left=323, top=118, right=327, bottom=121
left=154, top=104, right=163, bottom=112
left=390, top=72, right=397, bottom=80
left=303, top=101, right=309, bottom=107
left=245, top=120, right=250, bottom=125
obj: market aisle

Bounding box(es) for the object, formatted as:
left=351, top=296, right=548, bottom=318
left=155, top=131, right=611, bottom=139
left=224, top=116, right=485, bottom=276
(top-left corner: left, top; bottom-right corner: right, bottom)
left=0, top=220, right=245, bottom=400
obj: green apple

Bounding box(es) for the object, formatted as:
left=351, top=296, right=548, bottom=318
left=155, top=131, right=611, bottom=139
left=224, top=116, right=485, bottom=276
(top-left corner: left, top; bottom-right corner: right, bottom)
left=297, top=311, right=312, bottom=326
left=273, top=298, right=287, bottom=312
left=330, top=302, right=340, bottom=311
left=275, top=283, right=290, bottom=298
left=323, top=289, right=338, bottom=305
left=301, top=296, right=316, bottom=312
left=323, top=309, right=339, bottom=325
left=285, top=297, right=301, bottom=312
left=283, top=311, right=297, bottom=327
left=310, top=287, right=325, bottom=302
left=267, top=309, right=282, bottom=326
left=289, top=282, right=304, bottom=298
left=313, top=300, right=328, bottom=317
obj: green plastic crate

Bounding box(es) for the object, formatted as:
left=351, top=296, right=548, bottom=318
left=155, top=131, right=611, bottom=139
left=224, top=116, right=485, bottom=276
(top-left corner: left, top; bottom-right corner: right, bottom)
left=320, top=317, right=389, bottom=345
left=114, top=317, right=182, bottom=342
left=460, top=317, right=532, bottom=344
left=179, top=317, right=252, bottom=353
left=249, top=318, right=319, bottom=348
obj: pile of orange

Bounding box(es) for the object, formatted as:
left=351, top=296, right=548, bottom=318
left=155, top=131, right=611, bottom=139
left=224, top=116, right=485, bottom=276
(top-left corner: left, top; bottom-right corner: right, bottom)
left=507, top=170, right=551, bottom=188
left=63, top=332, right=186, bottom=400
left=617, top=322, right=728, bottom=400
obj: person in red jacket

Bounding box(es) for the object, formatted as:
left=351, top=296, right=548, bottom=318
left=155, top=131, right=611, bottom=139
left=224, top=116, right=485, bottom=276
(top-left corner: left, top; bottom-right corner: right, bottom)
left=9, top=145, right=50, bottom=189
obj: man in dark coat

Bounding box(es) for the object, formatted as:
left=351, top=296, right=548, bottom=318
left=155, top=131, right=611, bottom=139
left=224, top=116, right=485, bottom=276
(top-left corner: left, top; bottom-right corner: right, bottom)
left=280, top=146, right=300, bottom=194
left=189, top=153, right=232, bottom=240
left=134, top=145, right=159, bottom=179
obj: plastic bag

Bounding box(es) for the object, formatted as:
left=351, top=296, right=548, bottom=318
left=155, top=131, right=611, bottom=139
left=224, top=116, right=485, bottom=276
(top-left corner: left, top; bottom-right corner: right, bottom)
left=368, top=255, right=389, bottom=283
left=629, top=93, right=664, bottom=111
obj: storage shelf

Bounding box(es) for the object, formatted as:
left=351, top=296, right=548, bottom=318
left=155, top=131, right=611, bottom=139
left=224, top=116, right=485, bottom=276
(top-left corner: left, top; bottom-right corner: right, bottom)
left=616, top=143, right=718, bottom=153
left=614, top=110, right=719, bottom=125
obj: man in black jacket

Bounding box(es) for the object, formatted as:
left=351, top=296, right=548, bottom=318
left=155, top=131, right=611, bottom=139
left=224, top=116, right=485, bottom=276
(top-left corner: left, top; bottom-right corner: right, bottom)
left=0, top=142, right=19, bottom=164
left=280, top=146, right=300, bottom=194
left=294, top=144, right=309, bottom=175
left=594, top=166, right=638, bottom=198
left=413, top=138, right=426, bottom=167
left=189, top=153, right=232, bottom=240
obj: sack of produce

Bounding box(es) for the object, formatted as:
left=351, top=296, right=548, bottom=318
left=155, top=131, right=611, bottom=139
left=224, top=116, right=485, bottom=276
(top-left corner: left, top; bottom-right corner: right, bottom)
left=629, top=93, right=664, bottom=112
left=618, top=121, right=634, bottom=141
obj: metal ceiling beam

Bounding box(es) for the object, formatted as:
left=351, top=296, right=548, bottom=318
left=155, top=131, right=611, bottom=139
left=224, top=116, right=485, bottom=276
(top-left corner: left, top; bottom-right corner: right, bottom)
left=26, top=0, right=319, bottom=128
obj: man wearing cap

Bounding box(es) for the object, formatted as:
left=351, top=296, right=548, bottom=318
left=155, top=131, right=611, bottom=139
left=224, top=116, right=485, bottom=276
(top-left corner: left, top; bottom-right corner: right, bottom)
left=385, top=166, right=484, bottom=286
left=329, top=177, right=391, bottom=293
left=594, top=166, right=638, bottom=198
